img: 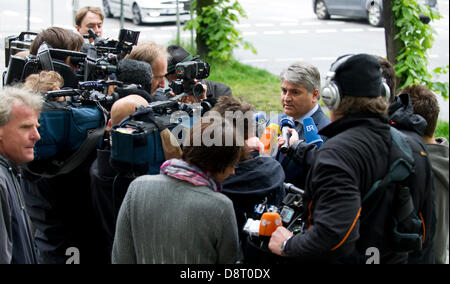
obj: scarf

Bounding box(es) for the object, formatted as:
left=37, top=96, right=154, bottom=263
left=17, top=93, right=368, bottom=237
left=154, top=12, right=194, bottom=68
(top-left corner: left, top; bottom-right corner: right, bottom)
left=160, top=159, right=221, bottom=192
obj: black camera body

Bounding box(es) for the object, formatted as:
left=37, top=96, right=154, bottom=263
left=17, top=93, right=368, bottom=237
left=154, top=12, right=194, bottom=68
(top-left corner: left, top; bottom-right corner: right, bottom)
left=170, top=60, right=211, bottom=97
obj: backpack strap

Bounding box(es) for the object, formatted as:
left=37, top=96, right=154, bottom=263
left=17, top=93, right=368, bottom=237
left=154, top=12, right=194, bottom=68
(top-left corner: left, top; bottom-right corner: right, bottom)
left=25, top=102, right=108, bottom=178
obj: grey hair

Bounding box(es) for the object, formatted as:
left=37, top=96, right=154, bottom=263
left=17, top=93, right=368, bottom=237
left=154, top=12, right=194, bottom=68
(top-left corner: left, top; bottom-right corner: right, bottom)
left=280, top=61, right=321, bottom=93
left=0, top=87, right=43, bottom=126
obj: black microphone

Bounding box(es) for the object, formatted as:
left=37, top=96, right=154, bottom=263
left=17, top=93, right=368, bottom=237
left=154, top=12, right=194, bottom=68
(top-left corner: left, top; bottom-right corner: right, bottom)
left=280, top=116, right=296, bottom=154
left=116, top=59, right=153, bottom=94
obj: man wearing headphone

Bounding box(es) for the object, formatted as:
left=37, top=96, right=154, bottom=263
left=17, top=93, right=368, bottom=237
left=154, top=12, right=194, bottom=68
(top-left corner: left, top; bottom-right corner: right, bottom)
left=268, top=54, right=421, bottom=263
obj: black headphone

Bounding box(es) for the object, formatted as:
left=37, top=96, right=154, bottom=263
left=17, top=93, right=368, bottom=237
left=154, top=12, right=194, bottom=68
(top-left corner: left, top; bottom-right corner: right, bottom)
left=321, top=54, right=391, bottom=110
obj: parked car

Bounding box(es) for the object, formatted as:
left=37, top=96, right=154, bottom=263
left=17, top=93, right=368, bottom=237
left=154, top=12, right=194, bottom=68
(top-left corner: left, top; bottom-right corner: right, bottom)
left=102, top=0, right=191, bottom=25
left=312, top=0, right=439, bottom=27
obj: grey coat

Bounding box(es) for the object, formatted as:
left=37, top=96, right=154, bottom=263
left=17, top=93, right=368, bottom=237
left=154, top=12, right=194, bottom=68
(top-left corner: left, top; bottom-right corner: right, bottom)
left=112, top=174, right=240, bottom=264
left=427, top=138, right=449, bottom=264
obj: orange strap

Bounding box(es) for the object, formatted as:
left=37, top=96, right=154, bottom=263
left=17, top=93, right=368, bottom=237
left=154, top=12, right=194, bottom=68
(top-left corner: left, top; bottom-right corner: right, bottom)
left=419, top=212, right=426, bottom=244
left=330, top=207, right=361, bottom=251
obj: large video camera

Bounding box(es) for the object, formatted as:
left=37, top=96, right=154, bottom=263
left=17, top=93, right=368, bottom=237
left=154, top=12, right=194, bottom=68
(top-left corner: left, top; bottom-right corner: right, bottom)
left=2, top=28, right=140, bottom=87
left=169, top=60, right=210, bottom=97
left=79, top=28, right=140, bottom=81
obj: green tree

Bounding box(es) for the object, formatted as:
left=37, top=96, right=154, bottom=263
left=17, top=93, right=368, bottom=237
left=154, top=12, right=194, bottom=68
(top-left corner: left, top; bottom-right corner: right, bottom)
left=383, top=0, right=448, bottom=99
left=185, top=0, right=256, bottom=61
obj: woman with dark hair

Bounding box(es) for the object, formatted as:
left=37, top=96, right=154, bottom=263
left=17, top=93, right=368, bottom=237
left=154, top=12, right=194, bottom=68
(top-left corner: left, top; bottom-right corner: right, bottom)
left=112, top=117, right=245, bottom=264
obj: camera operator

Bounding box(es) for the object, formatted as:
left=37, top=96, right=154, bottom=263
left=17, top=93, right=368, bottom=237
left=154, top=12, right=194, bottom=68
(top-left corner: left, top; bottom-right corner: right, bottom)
left=29, top=27, right=85, bottom=73
left=268, top=54, right=433, bottom=264
left=166, top=45, right=232, bottom=106
left=90, top=94, right=148, bottom=263
left=75, top=6, right=104, bottom=42
left=126, top=42, right=170, bottom=99
left=23, top=71, right=65, bottom=101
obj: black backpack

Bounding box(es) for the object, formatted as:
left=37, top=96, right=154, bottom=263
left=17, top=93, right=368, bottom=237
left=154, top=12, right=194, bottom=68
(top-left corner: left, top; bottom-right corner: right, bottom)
left=361, top=126, right=423, bottom=253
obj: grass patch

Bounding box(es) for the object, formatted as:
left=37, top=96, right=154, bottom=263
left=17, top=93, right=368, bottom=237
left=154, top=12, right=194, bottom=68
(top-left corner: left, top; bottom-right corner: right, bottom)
left=436, top=120, right=449, bottom=141
left=208, top=59, right=283, bottom=113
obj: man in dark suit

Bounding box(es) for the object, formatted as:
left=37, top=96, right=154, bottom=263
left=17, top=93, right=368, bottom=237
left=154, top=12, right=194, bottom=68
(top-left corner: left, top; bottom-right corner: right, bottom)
left=274, top=61, right=330, bottom=189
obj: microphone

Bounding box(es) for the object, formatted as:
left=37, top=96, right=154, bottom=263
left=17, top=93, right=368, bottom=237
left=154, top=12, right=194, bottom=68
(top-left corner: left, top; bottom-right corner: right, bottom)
left=303, top=117, right=323, bottom=148
left=253, top=112, right=267, bottom=138
left=260, top=123, right=281, bottom=156
left=259, top=212, right=282, bottom=237
left=280, top=116, right=296, bottom=154
left=116, top=59, right=153, bottom=94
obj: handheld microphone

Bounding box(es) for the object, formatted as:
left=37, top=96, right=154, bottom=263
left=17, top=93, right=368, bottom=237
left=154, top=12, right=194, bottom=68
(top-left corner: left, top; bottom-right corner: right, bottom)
left=259, top=212, right=282, bottom=237
left=303, top=117, right=323, bottom=148
left=253, top=112, right=267, bottom=138
left=260, top=123, right=281, bottom=156
left=116, top=59, right=153, bottom=93
left=280, top=116, right=296, bottom=154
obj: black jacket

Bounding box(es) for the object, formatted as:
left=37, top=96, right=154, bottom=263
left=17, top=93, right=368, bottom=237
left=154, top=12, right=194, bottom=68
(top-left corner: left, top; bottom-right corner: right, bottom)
left=285, top=114, right=408, bottom=263
left=89, top=148, right=135, bottom=263
left=389, top=93, right=436, bottom=264
left=222, top=152, right=285, bottom=237
left=0, top=154, right=38, bottom=264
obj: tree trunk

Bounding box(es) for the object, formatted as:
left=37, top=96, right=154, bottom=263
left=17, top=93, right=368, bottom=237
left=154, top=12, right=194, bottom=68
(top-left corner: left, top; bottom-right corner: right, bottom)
left=383, top=0, right=404, bottom=81
left=196, top=0, right=215, bottom=58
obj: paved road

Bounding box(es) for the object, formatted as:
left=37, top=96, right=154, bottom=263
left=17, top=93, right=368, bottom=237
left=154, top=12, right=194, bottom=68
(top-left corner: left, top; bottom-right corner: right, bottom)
left=0, top=0, right=448, bottom=120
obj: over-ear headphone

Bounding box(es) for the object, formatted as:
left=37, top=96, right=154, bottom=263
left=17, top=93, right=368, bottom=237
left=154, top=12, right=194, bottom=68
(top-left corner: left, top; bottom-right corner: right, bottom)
left=321, top=54, right=391, bottom=110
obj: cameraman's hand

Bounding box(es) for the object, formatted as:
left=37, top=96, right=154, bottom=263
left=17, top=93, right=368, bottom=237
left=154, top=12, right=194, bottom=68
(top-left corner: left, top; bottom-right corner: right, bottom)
left=277, top=128, right=299, bottom=152
left=269, top=227, right=293, bottom=256
left=179, top=83, right=207, bottom=104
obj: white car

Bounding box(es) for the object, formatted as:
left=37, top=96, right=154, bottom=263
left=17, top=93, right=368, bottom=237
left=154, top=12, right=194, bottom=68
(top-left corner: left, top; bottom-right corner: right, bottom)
left=102, top=0, right=191, bottom=25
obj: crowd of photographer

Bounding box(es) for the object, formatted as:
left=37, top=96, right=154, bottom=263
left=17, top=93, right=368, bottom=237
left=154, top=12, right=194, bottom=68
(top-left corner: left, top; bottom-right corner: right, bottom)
left=0, top=5, right=448, bottom=265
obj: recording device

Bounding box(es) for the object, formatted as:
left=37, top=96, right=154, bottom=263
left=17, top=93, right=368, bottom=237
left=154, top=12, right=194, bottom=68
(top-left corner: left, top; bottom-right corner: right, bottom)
left=169, top=60, right=210, bottom=97
left=243, top=183, right=306, bottom=238
left=87, top=28, right=139, bottom=58
left=280, top=116, right=296, bottom=154
left=253, top=112, right=267, bottom=139
left=4, top=31, right=37, bottom=67
left=303, top=117, right=323, bottom=148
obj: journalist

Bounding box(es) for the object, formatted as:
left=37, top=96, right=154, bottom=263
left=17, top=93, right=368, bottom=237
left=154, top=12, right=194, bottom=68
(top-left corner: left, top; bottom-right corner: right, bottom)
left=29, top=27, right=84, bottom=73
left=166, top=45, right=232, bottom=105
left=90, top=95, right=149, bottom=263
left=212, top=97, right=285, bottom=242
left=0, top=87, right=42, bottom=264
left=374, top=55, right=436, bottom=263
left=126, top=42, right=170, bottom=98
left=75, top=6, right=104, bottom=40
left=274, top=61, right=330, bottom=189
left=403, top=84, right=448, bottom=264
left=268, top=54, right=429, bottom=263
left=112, top=117, right=244, bottom=264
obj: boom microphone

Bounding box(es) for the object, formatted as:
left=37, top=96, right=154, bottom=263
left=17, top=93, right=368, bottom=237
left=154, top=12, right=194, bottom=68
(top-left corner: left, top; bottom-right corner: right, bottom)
left=116, top=59, right=153, bottom=94
left=303, top=117, right=323, bottom=148
left=280, top=116, right=296, bottom=154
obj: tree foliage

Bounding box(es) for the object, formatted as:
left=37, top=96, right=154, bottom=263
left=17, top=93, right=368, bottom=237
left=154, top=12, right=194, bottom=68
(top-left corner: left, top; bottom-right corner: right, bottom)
left=392, top=0, right=448, bottom=99
left=185, top=0, right=256, bottom=61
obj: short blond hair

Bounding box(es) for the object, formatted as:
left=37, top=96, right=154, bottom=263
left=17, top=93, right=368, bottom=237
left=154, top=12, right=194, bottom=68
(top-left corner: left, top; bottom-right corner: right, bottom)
left=23, top=71, right=64, bottom=92
left=126, top=42, right=169, bottom=69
